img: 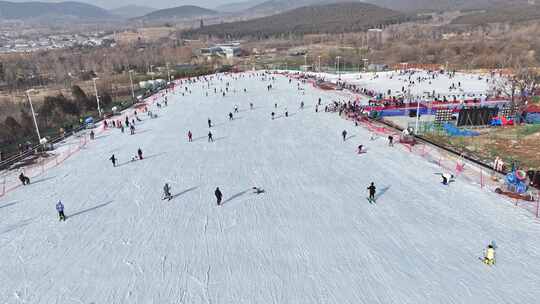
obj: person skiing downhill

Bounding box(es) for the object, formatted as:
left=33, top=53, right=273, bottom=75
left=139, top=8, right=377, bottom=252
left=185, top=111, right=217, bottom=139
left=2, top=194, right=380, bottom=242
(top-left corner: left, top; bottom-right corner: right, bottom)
left=137, top=148, right=143, bottom=160
left=483, top=244, right=496, bottom=265
left=110, top=154, right=117, bottom=167
left=388, top=135, right=394, bottom=147
left=229, top=112, right=234, bottom=120
left=367, top=182, right=376, bottom=203
left=19, top=172, right=30, bottom=185
left=215, top=187, right=223, bottom=205
left=357, top=145, right=364, bottom=154
left=163, top=183, right=172, bottom=201
left=342, top=130, right=348, bottom=141
left=56, top=201, right=66, bottom=221
left=187, top=130, right=193, bottom=142
left=440, top=173, right=455, bottom=185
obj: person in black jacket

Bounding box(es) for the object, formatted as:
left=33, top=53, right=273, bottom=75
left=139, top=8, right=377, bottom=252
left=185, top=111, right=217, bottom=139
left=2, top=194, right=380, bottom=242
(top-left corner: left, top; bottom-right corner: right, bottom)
left=110, top=154, right=117, bottom=167
left=215, top=187, right=223, bottom=206
left=367, top=182, right=376, bottom=202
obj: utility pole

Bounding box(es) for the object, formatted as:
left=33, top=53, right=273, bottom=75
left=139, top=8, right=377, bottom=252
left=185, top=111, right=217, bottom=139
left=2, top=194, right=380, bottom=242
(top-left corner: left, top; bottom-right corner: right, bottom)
left=166, top=62, right=171, bottom=83
left=92, top=77, right=102, bottom=117
left=25, top=89, right=41, bottom=142
left=336, top=56, right=341, bottom=80
left=129, top=70, right=136, bottom=103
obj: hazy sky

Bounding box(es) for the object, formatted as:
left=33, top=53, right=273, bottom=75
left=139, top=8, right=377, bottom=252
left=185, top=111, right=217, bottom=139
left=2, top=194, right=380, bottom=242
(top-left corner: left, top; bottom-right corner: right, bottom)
left=9, top=0, right=240, bottom=9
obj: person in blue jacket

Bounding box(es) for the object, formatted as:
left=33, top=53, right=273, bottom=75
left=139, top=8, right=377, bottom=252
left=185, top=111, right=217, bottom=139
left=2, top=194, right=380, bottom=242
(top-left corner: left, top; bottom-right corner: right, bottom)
left=56, top=201, right=66, bottom=221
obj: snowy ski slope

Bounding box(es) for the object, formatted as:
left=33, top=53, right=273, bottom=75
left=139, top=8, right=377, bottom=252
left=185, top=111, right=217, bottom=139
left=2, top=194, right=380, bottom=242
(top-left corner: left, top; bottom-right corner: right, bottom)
left=1, top=72, right=539, bottom=303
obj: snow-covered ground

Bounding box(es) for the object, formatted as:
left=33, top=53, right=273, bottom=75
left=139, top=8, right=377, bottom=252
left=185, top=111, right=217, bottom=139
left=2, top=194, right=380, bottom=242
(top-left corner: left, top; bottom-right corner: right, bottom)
left=1, top=72, right=539, bottom=303
left=304, top=70, right=501, bottom=100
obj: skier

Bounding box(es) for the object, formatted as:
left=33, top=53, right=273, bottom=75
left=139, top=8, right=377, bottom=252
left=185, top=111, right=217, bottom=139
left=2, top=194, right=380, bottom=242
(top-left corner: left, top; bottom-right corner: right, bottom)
left=483, top=244, right=496, bottom=265
left=300, top=101, right=304, bottom=109
left=342, top=130, right=348, bottom=141
left=234, top=105, right=239, bottom=113
left=137, top=148, right=143, bottom=160
left=271, top=112, right=275, bottom=120
left=285, top=108, right=288, bottom=117
left=388, top=135, right=394, bottom=147
left=208, top=131, right=214, bottom=142
left=110, top=154, right=117, bottom=167
left=440, top=173, right=455, bottom=185
left=19, top=172, right=30, bottom=185
left=215, top=187, right=223, bottom=206
left=274, top=103, right=278, bottom=109
left=229, top=112, right=234, bottom=120
left=367, top=182, right=376, bottom=203
left=187, top=130, right=193, bottom=142
left=163, top=183, right=172, bottom=201
left=56, top=201, right=66, bottom=221
left=250, top=102, right=254, bottom=110
left=357, top=145, right=364, bottom=154
left=208, top=118, right=212, bottom=128
left=130, top=125, right=135, bottom=135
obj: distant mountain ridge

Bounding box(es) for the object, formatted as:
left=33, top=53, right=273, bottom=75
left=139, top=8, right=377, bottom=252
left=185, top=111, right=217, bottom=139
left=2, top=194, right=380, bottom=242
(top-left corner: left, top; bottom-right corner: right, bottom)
left=365, top=0, right=529, bottom=12
left=109, top=5, right=156, bottom=19
left=215, top=0, right=267, bottom=13
left=246, top=0, right=365, bottom=15
left=136, top=5, right=218, bottom=21
left=0, top=0, right=110, bottom=20
left=188, top=2, right=421, bottom=38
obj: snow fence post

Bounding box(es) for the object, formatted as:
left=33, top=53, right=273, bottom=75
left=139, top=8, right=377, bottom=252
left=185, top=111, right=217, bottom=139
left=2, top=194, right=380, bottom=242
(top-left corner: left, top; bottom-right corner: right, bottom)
left=480, top=169, right=484, bottom=189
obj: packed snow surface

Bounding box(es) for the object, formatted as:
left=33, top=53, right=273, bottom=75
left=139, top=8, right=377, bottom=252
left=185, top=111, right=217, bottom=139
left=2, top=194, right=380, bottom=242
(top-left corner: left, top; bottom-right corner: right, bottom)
left=1, top=72, right=539, bottom=303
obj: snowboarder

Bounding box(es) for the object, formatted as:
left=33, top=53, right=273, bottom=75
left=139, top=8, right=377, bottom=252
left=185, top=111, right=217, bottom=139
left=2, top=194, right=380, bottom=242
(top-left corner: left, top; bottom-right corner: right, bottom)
left=229, top=112, right=234, bottom=120
left=137, top=148, right=143, bottom=160
left=187, top=130, right=193, bottom=142
left=388, top=135, right=394, bottom=147
left=215, top=187, right=223, bottom=205
left=110, top=154, right=117, bottom=167
left=208, top=118, right=212, bottom=128
left=19, top=173, right=30, bottom=185
left=208, top=131, right=214, bottom=142
left=56, top=201, right=66, bottom=221
left=163, top=183, right=172, bottom=201
left=483, top=244, right=496, bottom=265
left=367, top=182, right=376, bottom=203
left=342, top=130, right=348, bottom=141
left=252, top=187, right=265, bottom=194
left=440, top=173, right=455, bottom=185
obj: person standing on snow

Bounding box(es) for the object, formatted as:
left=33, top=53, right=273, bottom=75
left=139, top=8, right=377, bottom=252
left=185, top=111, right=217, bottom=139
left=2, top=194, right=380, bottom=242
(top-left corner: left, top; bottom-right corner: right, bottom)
left=188, top=131, right=193, bottom=142
left=110, top=154, right=117, bottom=167
left=250, top=102, right=254, bottom=110
left=271, top=112, right=275, bottom=120
left=234, top=105, right=239, bottom=113
left=388, top=135, right=394, bottom=147
left=229, top=112, right=234, bottom=120
left=357, top=145, right=364, bottom=154
left=285, top=108, right=288, bottom=117
left=215, top=187, right=223, bottom=206
left=137, top=148, right=143, bottom=160
left=342, top=130, right=348, bottom=141
left=208, top=131, right=214, bottom=142
left=163, top=183, right=172, bottom=201
left=56, top=201, right=66, bottom=221
left=367, top=182, right=376, bottom=202
left=483, top=244, right=495, bottom=265
left=208, top=118, right=212, bottom=128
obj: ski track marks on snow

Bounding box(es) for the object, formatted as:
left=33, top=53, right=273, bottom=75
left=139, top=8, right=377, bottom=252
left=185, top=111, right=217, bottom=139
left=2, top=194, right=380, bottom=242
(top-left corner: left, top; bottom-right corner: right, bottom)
left=1, top=72, right=540, bottom=303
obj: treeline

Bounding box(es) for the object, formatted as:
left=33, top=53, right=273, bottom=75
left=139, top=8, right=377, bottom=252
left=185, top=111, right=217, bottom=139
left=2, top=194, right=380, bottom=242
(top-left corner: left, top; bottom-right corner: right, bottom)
left=186, top=3, right=430, bottom=39
left=0, top=85, right=113, bottom=151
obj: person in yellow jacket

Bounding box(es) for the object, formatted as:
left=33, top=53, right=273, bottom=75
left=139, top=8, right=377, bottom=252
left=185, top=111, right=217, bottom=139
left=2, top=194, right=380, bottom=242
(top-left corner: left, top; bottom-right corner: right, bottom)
left=483, top=244, right=495, bottom=265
